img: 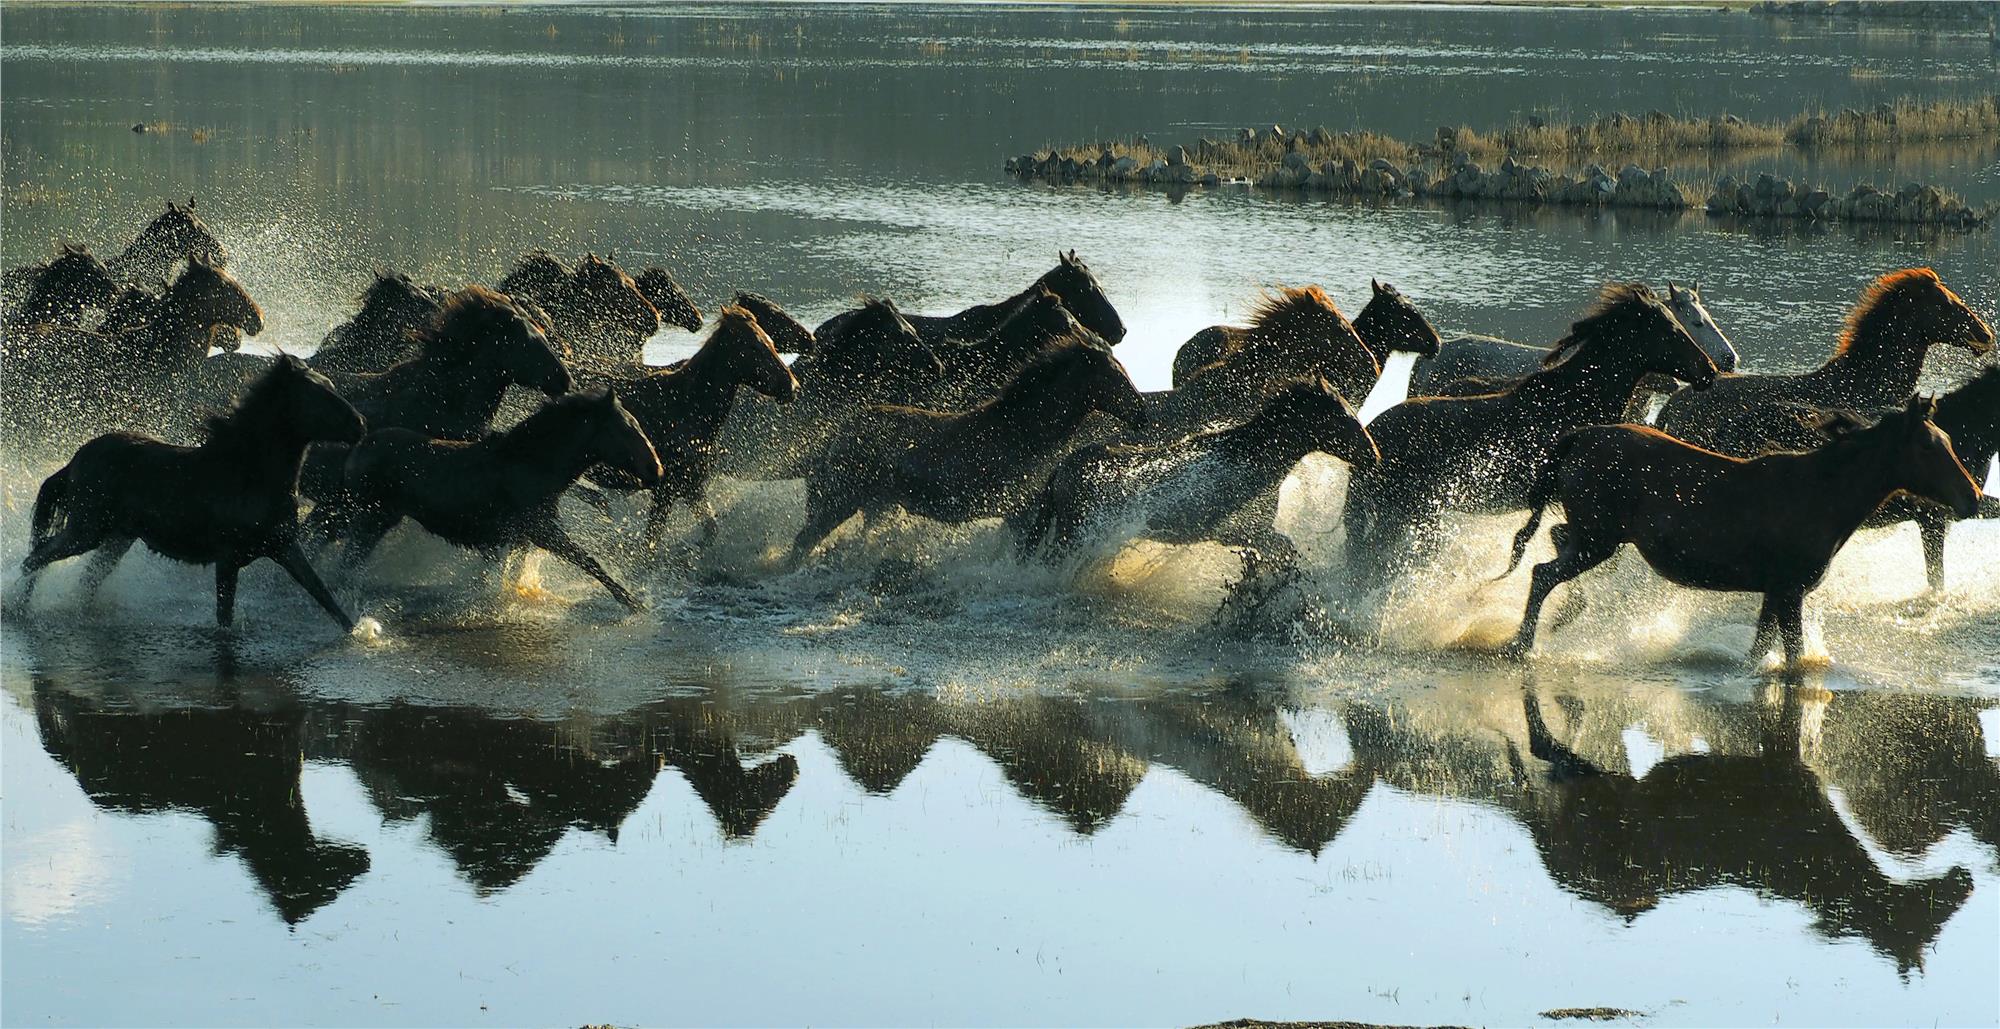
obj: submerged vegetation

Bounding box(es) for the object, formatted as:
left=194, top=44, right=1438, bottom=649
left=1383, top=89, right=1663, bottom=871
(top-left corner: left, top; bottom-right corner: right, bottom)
left=1007, top=97, right=1999, bottom=228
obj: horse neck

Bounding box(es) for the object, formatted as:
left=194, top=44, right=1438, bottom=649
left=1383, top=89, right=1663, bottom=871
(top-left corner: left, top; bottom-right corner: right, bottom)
left=1808, top=305, right=1931, bottom=403
left=406, top=332, right=513, bottom=426
left=1935, top=379, right=2000, bottom=462
left=1784, top=432, right=1916, bottom=534
left=1512, top=332, right=1656, bottom=421
left=202, top=399, right=316, bottom=488
left=951, top=286, right=1037, bottom=340
left=1349, top=303, right=1389, bottom=363
left=128, top=301, right=209, bottom=365
left=1210, top=412, right=1314, bottom=470
left=977, top=372, right=1104, bottom=447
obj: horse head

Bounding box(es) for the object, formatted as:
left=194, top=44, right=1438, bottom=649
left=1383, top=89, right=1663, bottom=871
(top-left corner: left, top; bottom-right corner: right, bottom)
left=571, top=254, right=660, bottom=342
left=1889, top=269, right=1993, bottom=357
left=1664, top=280, right=1739, bottom=373
left=730, top=292, right=812, bottom=353
left=1271, top=376, right=1380, bottom=470
left=361, top=269, right=446, bottom=328
left=1051, top=339, right=1145, bottom=428
left=497, top=249, right=569, bottom=300
left=45, top=244, right=119, bottom=309
left=810, top=296, right=939, bottom=388
left=592, top=386, right=664, bottom=487
left=1550, top=282, right=1716, bottom=390
left=633, top=265, right=704, bottom=333
left=1360, top=279, right=1443, bottom=358
left=1038, top=249, right=1126, bottom=345
left=1249, top=285, right=1378, bottom=400
left=171, top=255, right=264, bottom=338
left=435, top=285, right=573, bottom=397
left=1886, top=395, right=1982, bottom=519
left=711, top=304, right=798, bottom=402
left=271, top=355, right=366, bottom=444
left=143, top=199, right=228, bottom=268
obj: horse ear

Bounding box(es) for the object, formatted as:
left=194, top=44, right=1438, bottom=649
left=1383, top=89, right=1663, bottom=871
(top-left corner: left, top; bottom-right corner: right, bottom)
left=1371, top=278, right=1383, bottom=294
left=1909, top=394, right=1939, bottom=424
left=187, top=196, right=196, bottom=210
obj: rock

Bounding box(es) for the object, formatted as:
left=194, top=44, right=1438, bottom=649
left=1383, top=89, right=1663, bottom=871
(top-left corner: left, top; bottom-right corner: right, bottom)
left=1238, top=127, right=1257, bottom=144
left=1310, top=126, right=1333, bottom=146
left=1166, top=162, right=1196, bottom=184
left=1268, top=124, right=1286, bottom=142
left=1500, top=154, right=1520, bottom=175
left=1722, top=113, right=1745, bottom=126
left=1453, top=149, right=1475, bottom=170
left=1707, top=188, right=1736, bottom=214
left=1800, top=189, right=1831, bottom=218
left=1437, top=126, right=1460, bottom=151
left=1407, top=168, right=1435, bottom=194
left=1142, top=159, right=1168, bottom=182
left=132, top=123, right=148, bottom=134
left=1526, top=114, right=1548, bottom=129
left=1618, top=164, right=1651, bottom=187
left=1282, top=151, right=1313, bottom=174
left=1358, top=167, right=1385, bottom=193
left=1200, top=172, right=1221, bottom=188
left=1167, top=145, right=1188, bottom=167
left=1108, top=155, right=1139, bottom=180
left=1307, top=171, right=1334, bottom=191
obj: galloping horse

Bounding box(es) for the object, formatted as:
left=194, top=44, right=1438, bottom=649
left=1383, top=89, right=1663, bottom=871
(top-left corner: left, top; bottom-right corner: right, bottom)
left=107, top=198, right=228, bottom=284
left=932, top=285, right=1107, bottom=409
left=814, top=250, right=1127, bottom=348
left=7, top=356, right=364, bottom=632
left=586, top=305, right=798, bottom=546
left=789, top=340, right=1147, bottom=566
left=498, top=251, right=661, bottom=366
left=713, top=297, right=938, bottom=480
left=635, top=265, right=705, bottom=334
left=1015, top=377, right=1379, bottom=563
left=301, top=286, right=571, bottom=534
left=1497, top=396, right=1981, bottom=666
left=1655, top=268, right=1992, bottom=454
left=1170, top=279, right=1443, bottom=389
left=1739, top=366, right=2000, bottom=593
left=335, top=388, right=663, bottom=613
left=307, top=271, right=447, bottom=374
left=1409, top=281, right=1738, bottom=398
left=4, top=256, right=265, bottom=442
left=728, top=292, right=813, bottom=353
left=1160, top=286, right=1382, bottom=431
left=1343, top=283, right=1717, bottom=589
left=1, top=244, right=119, bottom=329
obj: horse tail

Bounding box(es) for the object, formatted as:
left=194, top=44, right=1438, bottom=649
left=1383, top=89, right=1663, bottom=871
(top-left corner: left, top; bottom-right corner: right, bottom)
left=1493, top=433, right=1578, bottom=582
left=30, top=465, right=71, bottom=548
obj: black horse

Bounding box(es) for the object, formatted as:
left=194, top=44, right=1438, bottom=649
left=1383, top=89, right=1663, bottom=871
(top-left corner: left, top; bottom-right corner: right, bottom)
left=789, top=340, right=1146, bottom=565
left=1015, top=377, right=1379, bottom=563
left=2, top=244, right=119, bottom=329
left=307, top=270, right=448, bottom=374
left=107, top=197, right=229, bottom=284
left=814, top=249, right=1126, bottom=348
left=334, top=388, right=664, bottom=612
left=635, top=265, right=705, bottom=334
left=8, top=356, right=364, bottom=632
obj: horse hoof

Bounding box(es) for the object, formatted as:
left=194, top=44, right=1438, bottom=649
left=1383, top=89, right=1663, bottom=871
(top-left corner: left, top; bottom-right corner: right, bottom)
left=1497, top=639, right=1533, bottom=661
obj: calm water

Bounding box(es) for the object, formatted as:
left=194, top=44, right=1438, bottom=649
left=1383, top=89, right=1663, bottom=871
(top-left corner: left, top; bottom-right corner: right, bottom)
left=3, top=4, right=1998, bottom=1026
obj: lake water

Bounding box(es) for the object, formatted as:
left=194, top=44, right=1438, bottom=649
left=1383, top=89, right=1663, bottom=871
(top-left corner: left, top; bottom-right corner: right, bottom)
left=2, top=4, right=1997, bottom=1026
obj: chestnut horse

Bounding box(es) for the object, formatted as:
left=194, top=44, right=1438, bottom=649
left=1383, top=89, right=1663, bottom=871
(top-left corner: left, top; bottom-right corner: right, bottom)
left=1497, top=396, right=1982, bottom=666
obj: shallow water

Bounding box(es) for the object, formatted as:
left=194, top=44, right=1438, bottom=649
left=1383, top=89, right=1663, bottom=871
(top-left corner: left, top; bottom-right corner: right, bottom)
left=3, top=4, right=1999, bottom=1026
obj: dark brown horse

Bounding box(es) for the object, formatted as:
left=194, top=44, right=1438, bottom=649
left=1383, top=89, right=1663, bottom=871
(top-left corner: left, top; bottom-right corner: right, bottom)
left=7, top=356, right=364, bottom=632
left=729, top=291, right=813, bottom=353
left=1015, top=377, right=1379, bottom=562
left=498, top=251, right=660, bottom=365
left=1655, top=268, right=1993, bottom=454
left=714, top=296, right=938, bottom=480
left=1497, top=397, right=1982, bottom=666
left=334, top=388, right=663, bottom=612
left=932, top=284, right=1108, bottom=408
left=107, top=197, right=228, bottom=284
left=635, top=265, right=705, bottom=333
left=300, top=286, right=572, bottom=534
left=588, top=305, right=798, bottom=546
left=789, top=340, right=1146, bottom=566
left=1739, top=366, right=2000, bottom=592
left=814, top=249, right=1127, bottom=348
left=4, top=257, right=265, bottom=442
left=306, top=270, right=447, bottom=374
left=1342, top=283, right=1717, bottom=589
left=1171, top=279, right=1443, bottom=387
left=1159, top=286, right=1382, bottom=431
left=2, top=244, right=119, bottom=329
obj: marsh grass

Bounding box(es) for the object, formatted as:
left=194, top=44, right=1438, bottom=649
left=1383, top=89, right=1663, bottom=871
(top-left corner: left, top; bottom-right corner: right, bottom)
left=1786, top=96, right=2000, bottom=146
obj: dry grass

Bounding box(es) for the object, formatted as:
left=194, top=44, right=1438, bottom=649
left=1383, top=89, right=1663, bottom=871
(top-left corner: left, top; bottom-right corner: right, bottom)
left=1786, top=96, right=2000, bottom=146
left=1445, top=111, right=1785, bottom=161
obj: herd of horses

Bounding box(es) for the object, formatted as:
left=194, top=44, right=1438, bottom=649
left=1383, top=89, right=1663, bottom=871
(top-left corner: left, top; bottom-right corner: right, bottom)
left=3, top=201, right=1994, bottom=669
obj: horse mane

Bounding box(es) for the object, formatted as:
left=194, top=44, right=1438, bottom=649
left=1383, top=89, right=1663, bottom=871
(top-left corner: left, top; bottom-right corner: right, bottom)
left=1834, top=268, right=1950, bottom=356
left=199, top=357, right=302, bottom=443
left=986, top=338, right=1102, bottom=406
left=1248, top=286, right=1345, bottom=333
left=710, top=303, right=776, bottom=351
left=1543, top=282, right=1659, bottom=367
left=421, top=285, right=517, bottom=347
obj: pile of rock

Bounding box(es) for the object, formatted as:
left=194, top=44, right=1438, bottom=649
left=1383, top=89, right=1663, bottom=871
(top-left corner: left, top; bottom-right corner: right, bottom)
left=1006, top=147, right=1223, bottom=187
left=1706, top=174, right=1990, bottom=227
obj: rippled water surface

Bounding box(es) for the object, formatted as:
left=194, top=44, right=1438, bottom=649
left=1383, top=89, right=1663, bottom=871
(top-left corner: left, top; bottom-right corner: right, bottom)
left=3, top=3, right=1998, bottom=1026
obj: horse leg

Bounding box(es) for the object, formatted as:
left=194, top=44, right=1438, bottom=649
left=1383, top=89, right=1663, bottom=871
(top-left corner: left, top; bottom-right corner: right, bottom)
left=1918, top=514, right=1948, bottom=594
left=9, top=521, right=109, bottom=612
left=1750, top=594, right=1782, bottom=664
left=1503, top=525, right=1617, bottom=659
left=529, top=520, right=646, bottom=613
left=787, top=482, right=859, bottom=568
left=332, top=511, right=400, bottom=579
left=215, top=562, right=242, bottom=628
left=270, top=541, right=358, bottom=632
left=1775, top=590, right=1808, bottom=670
left=77, top=536, right=136, bottom=604
left=643, top=487, right=679, bottom=550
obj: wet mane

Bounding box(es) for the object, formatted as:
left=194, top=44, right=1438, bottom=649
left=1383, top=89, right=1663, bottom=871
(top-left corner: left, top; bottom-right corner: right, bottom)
left=200, top=357, right=306, bottom=443
left=984, top=338, right=1106, bottom=409
left=1834, top=268, right=1955, bottom=356
left=420, top=285, right=523, bottom=349
left=1248, top=285, right=1346, bottom=333
left=1543, top=282, right=1662, bottom=366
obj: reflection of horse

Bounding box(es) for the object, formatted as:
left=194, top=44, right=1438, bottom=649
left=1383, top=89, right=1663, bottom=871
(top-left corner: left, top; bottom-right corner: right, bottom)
left=1510, top=686, right=1974, bottom=974
left=1655, top=268, right=1993, bottom=455
left=31, top=678, right=368, bottom=924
